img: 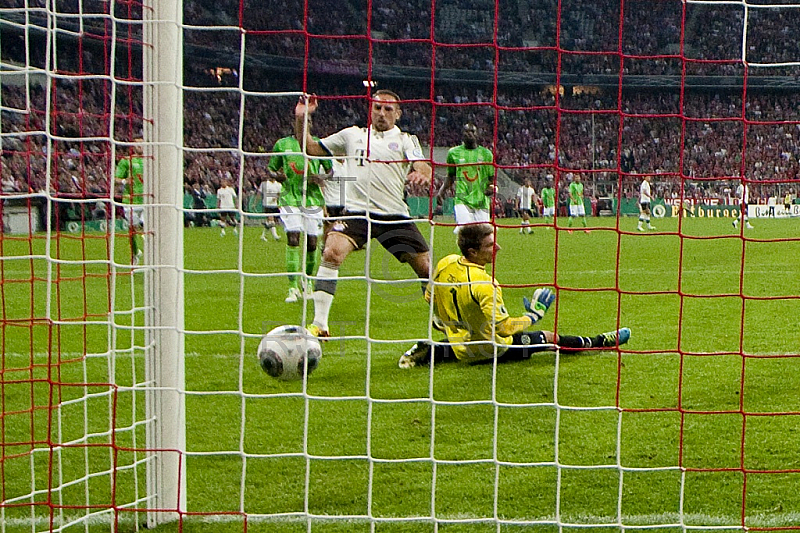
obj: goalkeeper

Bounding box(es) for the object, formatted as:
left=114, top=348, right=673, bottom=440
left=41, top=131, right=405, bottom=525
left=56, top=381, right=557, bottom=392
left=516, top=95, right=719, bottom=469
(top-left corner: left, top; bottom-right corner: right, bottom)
left=399, top=223, right=630, bottom=367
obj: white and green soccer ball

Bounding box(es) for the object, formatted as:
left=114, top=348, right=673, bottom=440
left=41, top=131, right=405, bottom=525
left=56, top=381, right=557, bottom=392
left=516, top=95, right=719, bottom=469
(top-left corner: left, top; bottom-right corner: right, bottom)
left=258, top=325, right=322, bottom=381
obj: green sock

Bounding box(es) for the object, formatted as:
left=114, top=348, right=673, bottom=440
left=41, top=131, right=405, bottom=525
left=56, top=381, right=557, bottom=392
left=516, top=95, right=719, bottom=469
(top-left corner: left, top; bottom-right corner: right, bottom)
left=582, top=217, right=588, bottom=227
left=286, top=246, right=301, bottom=289
left=568, top=217, right=574, bottom=227
left=306, top=248, right=320, bottom=277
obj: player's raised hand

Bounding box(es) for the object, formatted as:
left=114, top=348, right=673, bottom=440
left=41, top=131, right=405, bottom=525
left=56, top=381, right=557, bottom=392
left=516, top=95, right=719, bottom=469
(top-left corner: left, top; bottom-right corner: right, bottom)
left=295, top=94, right=318, bottom=118
left=523, top=288, right=555, bottom=325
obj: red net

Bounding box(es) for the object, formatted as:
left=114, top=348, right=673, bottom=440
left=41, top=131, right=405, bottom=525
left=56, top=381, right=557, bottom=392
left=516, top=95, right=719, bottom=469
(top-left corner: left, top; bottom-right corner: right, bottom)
left=3, top=0, right=800, bottom=531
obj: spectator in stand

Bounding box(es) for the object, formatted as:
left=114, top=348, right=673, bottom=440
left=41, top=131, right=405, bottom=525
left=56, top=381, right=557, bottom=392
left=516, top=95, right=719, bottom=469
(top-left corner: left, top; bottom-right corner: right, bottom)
left=504, top=196, right=517, bottom=219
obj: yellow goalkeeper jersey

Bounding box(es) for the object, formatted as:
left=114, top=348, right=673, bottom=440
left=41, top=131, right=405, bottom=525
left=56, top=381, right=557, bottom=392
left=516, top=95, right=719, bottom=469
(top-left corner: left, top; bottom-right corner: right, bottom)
left=426, top=254, right=513, bottom=361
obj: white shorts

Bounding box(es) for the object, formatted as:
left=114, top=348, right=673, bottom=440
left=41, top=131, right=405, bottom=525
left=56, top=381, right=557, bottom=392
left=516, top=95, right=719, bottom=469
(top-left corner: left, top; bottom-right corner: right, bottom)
left=542, top=206, right=555, bottom=218
left=280, top=205, right=323, bottom=236
left=569, top=204, right=586, bottom=217
left=454, top=204, right=491, bottom=226
left=123, top=205, right=144, bottom=228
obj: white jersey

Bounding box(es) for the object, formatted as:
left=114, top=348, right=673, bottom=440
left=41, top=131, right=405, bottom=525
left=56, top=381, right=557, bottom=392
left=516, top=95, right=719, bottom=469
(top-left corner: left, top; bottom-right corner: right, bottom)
left=259, top=179, right=281, bottom=208
left=639, top=179, right=652, bottom=204
left=516, top=186, right=535, bottom=210
left=736, top=183, right=749, bottom=204
left=324, top=158, right=346, bottom=208
left=320, top=125, right=425, bottom=216
left=217, top=185, right=237, bottom=209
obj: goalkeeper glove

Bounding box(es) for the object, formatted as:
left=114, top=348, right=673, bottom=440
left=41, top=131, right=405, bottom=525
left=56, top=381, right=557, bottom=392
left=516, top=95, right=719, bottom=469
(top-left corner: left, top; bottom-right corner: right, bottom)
left=523, top=288, right=555, bottom=325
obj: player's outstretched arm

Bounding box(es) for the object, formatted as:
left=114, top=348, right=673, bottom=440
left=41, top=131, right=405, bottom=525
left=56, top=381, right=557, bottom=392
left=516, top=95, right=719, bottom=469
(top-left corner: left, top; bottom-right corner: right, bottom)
left=294, top=95, right=327, bottom=157
left=495, top=288, right=556, bottom=337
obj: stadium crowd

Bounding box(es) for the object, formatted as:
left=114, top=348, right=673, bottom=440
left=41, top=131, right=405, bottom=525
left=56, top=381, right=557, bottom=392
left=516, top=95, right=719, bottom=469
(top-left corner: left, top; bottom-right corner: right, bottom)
left=11, top=0, right=800, bottom=77
left=181, top=0, right=800, bottom=77
left=3, top=80, right=799, bottom=203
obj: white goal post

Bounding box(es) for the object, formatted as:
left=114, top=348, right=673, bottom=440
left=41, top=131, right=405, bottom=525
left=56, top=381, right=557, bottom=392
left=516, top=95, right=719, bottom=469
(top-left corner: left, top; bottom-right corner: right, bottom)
left=143, top=0, right=186, bottom=527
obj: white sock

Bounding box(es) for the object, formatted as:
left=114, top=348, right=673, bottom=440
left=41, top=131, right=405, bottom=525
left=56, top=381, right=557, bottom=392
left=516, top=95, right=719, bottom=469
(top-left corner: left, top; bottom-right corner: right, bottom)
left=271, top=227, right=279, bottom=238
left=313, top=264, right=339, bottom=330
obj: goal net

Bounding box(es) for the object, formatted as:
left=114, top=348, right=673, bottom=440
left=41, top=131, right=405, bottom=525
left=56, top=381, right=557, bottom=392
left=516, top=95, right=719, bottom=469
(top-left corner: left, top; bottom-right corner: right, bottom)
left=2, top=0, right=800, bottom=532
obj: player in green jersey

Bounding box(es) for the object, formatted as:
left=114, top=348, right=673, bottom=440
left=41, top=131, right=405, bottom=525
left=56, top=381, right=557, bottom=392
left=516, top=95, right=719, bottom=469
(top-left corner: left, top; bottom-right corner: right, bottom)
left=540, top=176, right=556, bottom=226
left=567, top=173, right=589, bottom=233
left=114, top=137, right=144, bottom=265
left=268, top=124, right=332, bottom=303
left=437, top=123, right=495, bottom=233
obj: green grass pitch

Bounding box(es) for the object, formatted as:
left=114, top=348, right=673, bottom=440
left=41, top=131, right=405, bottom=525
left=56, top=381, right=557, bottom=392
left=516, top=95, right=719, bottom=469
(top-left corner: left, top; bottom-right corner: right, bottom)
left=2, top=215, right=800, bottom=533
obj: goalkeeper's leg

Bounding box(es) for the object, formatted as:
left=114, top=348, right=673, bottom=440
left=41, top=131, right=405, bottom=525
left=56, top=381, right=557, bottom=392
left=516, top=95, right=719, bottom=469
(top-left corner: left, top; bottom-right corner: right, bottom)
left=558, top=327, right=631, bottom=350
left=500, top=328, right=631, bottom=360
left=398, top=340, right=455, bottom=368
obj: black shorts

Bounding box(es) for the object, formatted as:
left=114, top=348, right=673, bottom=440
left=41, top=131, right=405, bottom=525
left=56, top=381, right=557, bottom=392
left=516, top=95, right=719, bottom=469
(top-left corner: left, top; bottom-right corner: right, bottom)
left=329, top=212, right=429, bottom=262
left=430, top=331, right=551, bottom=365
left=219, top=210, right=237, bottom=219
left=519, top=208, right=534, bottom=217
left=325, top=206, right=346, bottom=220
left=262, top=206, right=279, bottom=215
left=640, top=201, right=651, bottom=212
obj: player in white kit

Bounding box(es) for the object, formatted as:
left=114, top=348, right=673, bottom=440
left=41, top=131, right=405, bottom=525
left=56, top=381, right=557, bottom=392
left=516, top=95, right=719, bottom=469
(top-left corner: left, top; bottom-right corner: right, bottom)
left=294, top=90, right=433, bottom=338
left=637, top=175, right=655, bottom=231
left=258, top=176, right=282, bottom=241
left=732, top=182, right=754, bottom=229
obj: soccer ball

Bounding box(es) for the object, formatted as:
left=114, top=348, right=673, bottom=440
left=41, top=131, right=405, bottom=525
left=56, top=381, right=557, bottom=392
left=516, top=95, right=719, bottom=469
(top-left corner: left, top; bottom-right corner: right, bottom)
left=257, top=325, right=322, bottom=381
